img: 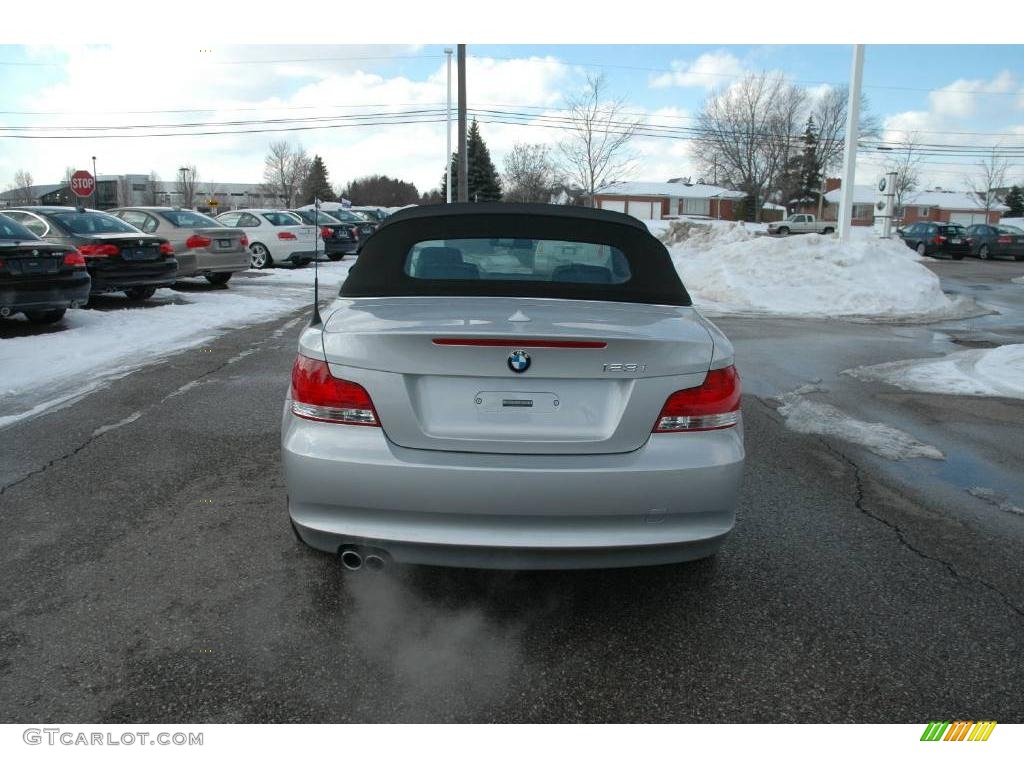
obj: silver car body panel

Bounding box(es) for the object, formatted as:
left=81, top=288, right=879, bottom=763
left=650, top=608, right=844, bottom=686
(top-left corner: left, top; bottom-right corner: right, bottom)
left=285, top=295, right=744, bottom=569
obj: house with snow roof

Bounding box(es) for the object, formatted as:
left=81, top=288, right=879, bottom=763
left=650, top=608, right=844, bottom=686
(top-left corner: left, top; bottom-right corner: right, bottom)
left=592, top=180, right=748, bottom=221
left=815, top=178, right=1008, bottom=227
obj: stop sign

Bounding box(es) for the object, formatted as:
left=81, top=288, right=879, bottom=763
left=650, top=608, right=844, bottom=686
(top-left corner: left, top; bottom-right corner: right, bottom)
left=70, top=170, right=95, bottom=198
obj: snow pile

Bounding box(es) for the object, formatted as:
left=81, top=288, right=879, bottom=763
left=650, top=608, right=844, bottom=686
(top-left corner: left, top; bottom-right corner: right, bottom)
left=0, top=261, right=352, bottom=427
left=775, top=386, right=944, bottom=461
left=845, top=344, right=1024, bottom=399
left=999, top=217, right=1024, bottom=230
left=659, top=224, right=967, bottom=319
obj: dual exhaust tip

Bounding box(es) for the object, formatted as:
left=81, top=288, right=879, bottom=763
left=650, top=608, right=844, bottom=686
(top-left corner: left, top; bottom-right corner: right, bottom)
left=340, top=545, right=388, bottom=572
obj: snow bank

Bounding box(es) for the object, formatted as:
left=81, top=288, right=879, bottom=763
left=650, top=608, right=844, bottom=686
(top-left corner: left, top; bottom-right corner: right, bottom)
left=845, top=344, right=1024, bottom=399
left=655, top=221, right=968, bottom=320
left=0, top=261, right=352, bottom=427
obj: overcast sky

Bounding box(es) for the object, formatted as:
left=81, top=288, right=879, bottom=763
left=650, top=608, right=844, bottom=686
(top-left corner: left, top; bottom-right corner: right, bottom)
left=1, top=44, right=1022, bottom=195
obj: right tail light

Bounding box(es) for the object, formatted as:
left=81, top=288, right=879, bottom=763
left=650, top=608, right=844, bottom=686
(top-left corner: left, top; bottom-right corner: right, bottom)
left=654, top=365, right=741, bottom=432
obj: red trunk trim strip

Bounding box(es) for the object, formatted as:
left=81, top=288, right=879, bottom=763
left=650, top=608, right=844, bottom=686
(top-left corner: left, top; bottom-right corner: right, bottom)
left=432, top=338, right=607, bottom=349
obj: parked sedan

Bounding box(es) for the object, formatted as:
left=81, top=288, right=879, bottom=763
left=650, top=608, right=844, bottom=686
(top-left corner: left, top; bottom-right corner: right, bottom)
left=215, top=209, right=316, bottom=269
left=965, top=223, right=1024, bottom=261
left=297, top=204, right=378, bottom=241
left=2, top=207, right=177, bottom=300
left=288, top=209, right=357, bottom=260
left=110, top=207, right=250, bottom=284
left=0, top=213, right=90, bottom=324
left=282, top=203, right=745, bottom=570
left=897, top=222, right=969, bottom=259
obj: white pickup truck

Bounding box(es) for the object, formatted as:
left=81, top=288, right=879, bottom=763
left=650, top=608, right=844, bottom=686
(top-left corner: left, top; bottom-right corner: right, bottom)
left=767, top=214, right=837, bottom=236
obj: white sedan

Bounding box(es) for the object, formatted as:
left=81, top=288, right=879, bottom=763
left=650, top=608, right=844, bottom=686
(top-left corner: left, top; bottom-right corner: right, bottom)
left=215, top=209, right=320, bottom=269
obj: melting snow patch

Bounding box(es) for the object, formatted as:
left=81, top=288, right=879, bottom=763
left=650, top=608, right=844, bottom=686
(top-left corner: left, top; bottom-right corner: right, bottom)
left=845, top=344, right=1024, bottom=399
left=967, top=487, right=1024, bottom=516
left=92, top=411, right=143, bottom=437
left=654, top=221, right=975, bottom=321
left=776, top=390, right=944, bottom=461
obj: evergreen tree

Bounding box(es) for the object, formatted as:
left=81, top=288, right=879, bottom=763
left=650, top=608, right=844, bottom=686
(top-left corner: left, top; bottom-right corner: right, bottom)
left=441, top=120, right=502, bottom=201
left=1005, top=185, right=1024, bottom=217
left=798, top=117, right=822, bottom=201
left=298, top=155, right=337, bottom=206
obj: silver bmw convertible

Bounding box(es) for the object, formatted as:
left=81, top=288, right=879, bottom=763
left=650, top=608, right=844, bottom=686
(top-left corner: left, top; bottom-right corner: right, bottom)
left=282, top=203, right=744, bottom=570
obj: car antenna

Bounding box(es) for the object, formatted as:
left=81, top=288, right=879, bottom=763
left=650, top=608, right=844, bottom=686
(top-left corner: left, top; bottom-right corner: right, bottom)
left=309, top=198, right=322, bottom=327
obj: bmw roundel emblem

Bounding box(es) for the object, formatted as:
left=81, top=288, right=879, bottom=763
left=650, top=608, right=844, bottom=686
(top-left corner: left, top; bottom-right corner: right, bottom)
left=508, top=349, right=530, bottom=373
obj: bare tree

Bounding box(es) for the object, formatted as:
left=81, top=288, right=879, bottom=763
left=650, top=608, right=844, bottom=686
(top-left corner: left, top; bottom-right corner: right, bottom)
left=12, top=170, right=34, bottom=204
left=811, top=86, right=880, bottom=178
left=693, top=72, right=803, bottom=222
left=146, top=171, right=162, bottom=205
left=115, top=176, right=132, bottom=207
left=503, top=143, right=559, bottom=203
left=557, top=74, right=643, bottom=205
left=883, top=133, right=923, bottom=218
left=176, top=165, right=199, bottom=209
left=966, top=146, right=1011, bottom=213
left=262, top=141, right=311, bottom=208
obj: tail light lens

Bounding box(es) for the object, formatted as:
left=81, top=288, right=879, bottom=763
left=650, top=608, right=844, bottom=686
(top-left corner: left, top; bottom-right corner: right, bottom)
left=320, top=226, right=333, bottom=240
left=290, top=355, right=379, bottom=426
left=998, top=235, right=1012, bottom=244
left=933, top=236, right=945, bottom=245
left=350, top=226, right=360, bottom=240
left=63, top=250, right=86, bottom=267
left=239, top=235, right=249, bottom=247
left=78, top=244, right=119, bottom=257
left=654, top=365, right=741, bottom=432
left=159, top=242, right=175, bottom=255
left=186, top=234, right=212, bottom=249
left=278, top=231, right=297, bottom=240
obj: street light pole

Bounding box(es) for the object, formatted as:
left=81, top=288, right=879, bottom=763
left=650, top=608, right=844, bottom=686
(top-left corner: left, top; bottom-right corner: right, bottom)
left=91, top=155, right=97, bottom=209
left=837, top=44, right=864, bottom=243
left=445, top=48, right=453, bottom=204
left=457, top=44, right=468, bottom=203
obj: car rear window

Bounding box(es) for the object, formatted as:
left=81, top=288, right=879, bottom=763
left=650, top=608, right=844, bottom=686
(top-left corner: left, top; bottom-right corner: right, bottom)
left=50, top=211, right=138, bottom=234
left=295, top=211, right=342, bottom=225
left=0, top=214, right=39, bottom=240
left=938, top=225, right=966, bottom=235
left=341, top=207, right=691, bottom=306
left=405, top=238, right=631, bottom=284
left=160, top=210, right=223, bottom=228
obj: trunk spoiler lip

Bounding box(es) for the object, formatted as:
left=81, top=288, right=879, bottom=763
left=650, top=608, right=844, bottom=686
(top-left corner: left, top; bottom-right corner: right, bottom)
left=431, top=337, right=607, bottom=349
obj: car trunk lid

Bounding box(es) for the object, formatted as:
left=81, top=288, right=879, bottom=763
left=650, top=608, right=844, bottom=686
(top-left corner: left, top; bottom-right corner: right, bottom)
left=320, top=296, right=715, bottom=454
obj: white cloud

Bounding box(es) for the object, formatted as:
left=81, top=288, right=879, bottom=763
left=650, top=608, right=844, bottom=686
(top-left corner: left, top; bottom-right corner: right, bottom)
left=0, top=48, right=571, bottom=195
left=929, top=70, right=1018, bottom=118
left=649, top=51, right=743, bottom=90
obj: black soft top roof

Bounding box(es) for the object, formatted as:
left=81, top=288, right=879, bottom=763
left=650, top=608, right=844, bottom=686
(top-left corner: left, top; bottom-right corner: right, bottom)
left=380, top=202, right=649, bottom=231
left=341, top=203, right=690, bottom=306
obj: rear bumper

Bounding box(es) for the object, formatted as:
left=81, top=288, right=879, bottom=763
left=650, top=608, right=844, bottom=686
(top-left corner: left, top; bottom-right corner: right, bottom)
left=176, top=250, right=251, bottom=277
left=88, top=259, right=178, bottom=293
left=0, top=272, right=91, bottom=314
left=282, top=405, right=745, bottom=569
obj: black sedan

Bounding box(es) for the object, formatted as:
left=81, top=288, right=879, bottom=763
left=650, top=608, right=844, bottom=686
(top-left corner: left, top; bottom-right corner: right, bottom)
left=0, top=213, right=90, bottom=324
left=897, top=222, right=969, bottom=259
left=965, top=223, right=1024, bottom=261
left=2, top=207, right=177, bottom=300
left=288, top=209, right=357, bottom=260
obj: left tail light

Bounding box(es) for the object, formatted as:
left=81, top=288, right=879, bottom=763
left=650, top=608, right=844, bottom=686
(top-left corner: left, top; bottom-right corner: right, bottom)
left=278, top=231, right=297, bottom=241
left=63, top=250, right=86, bottom=267
left=653, top=365, right=741, bottom=432
left=185, top=234, right=212, bottom=249
left=290, top=355, right=379, bottom=426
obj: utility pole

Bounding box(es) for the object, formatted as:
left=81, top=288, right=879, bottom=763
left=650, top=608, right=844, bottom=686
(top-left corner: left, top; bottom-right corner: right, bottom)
left=457, top=44, right=468, bottom=203
left=445, top=48, right=453, bottom=204
left=91, top=155, right=97, bottom=209
left=838, top=44, right=864, bottom=243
